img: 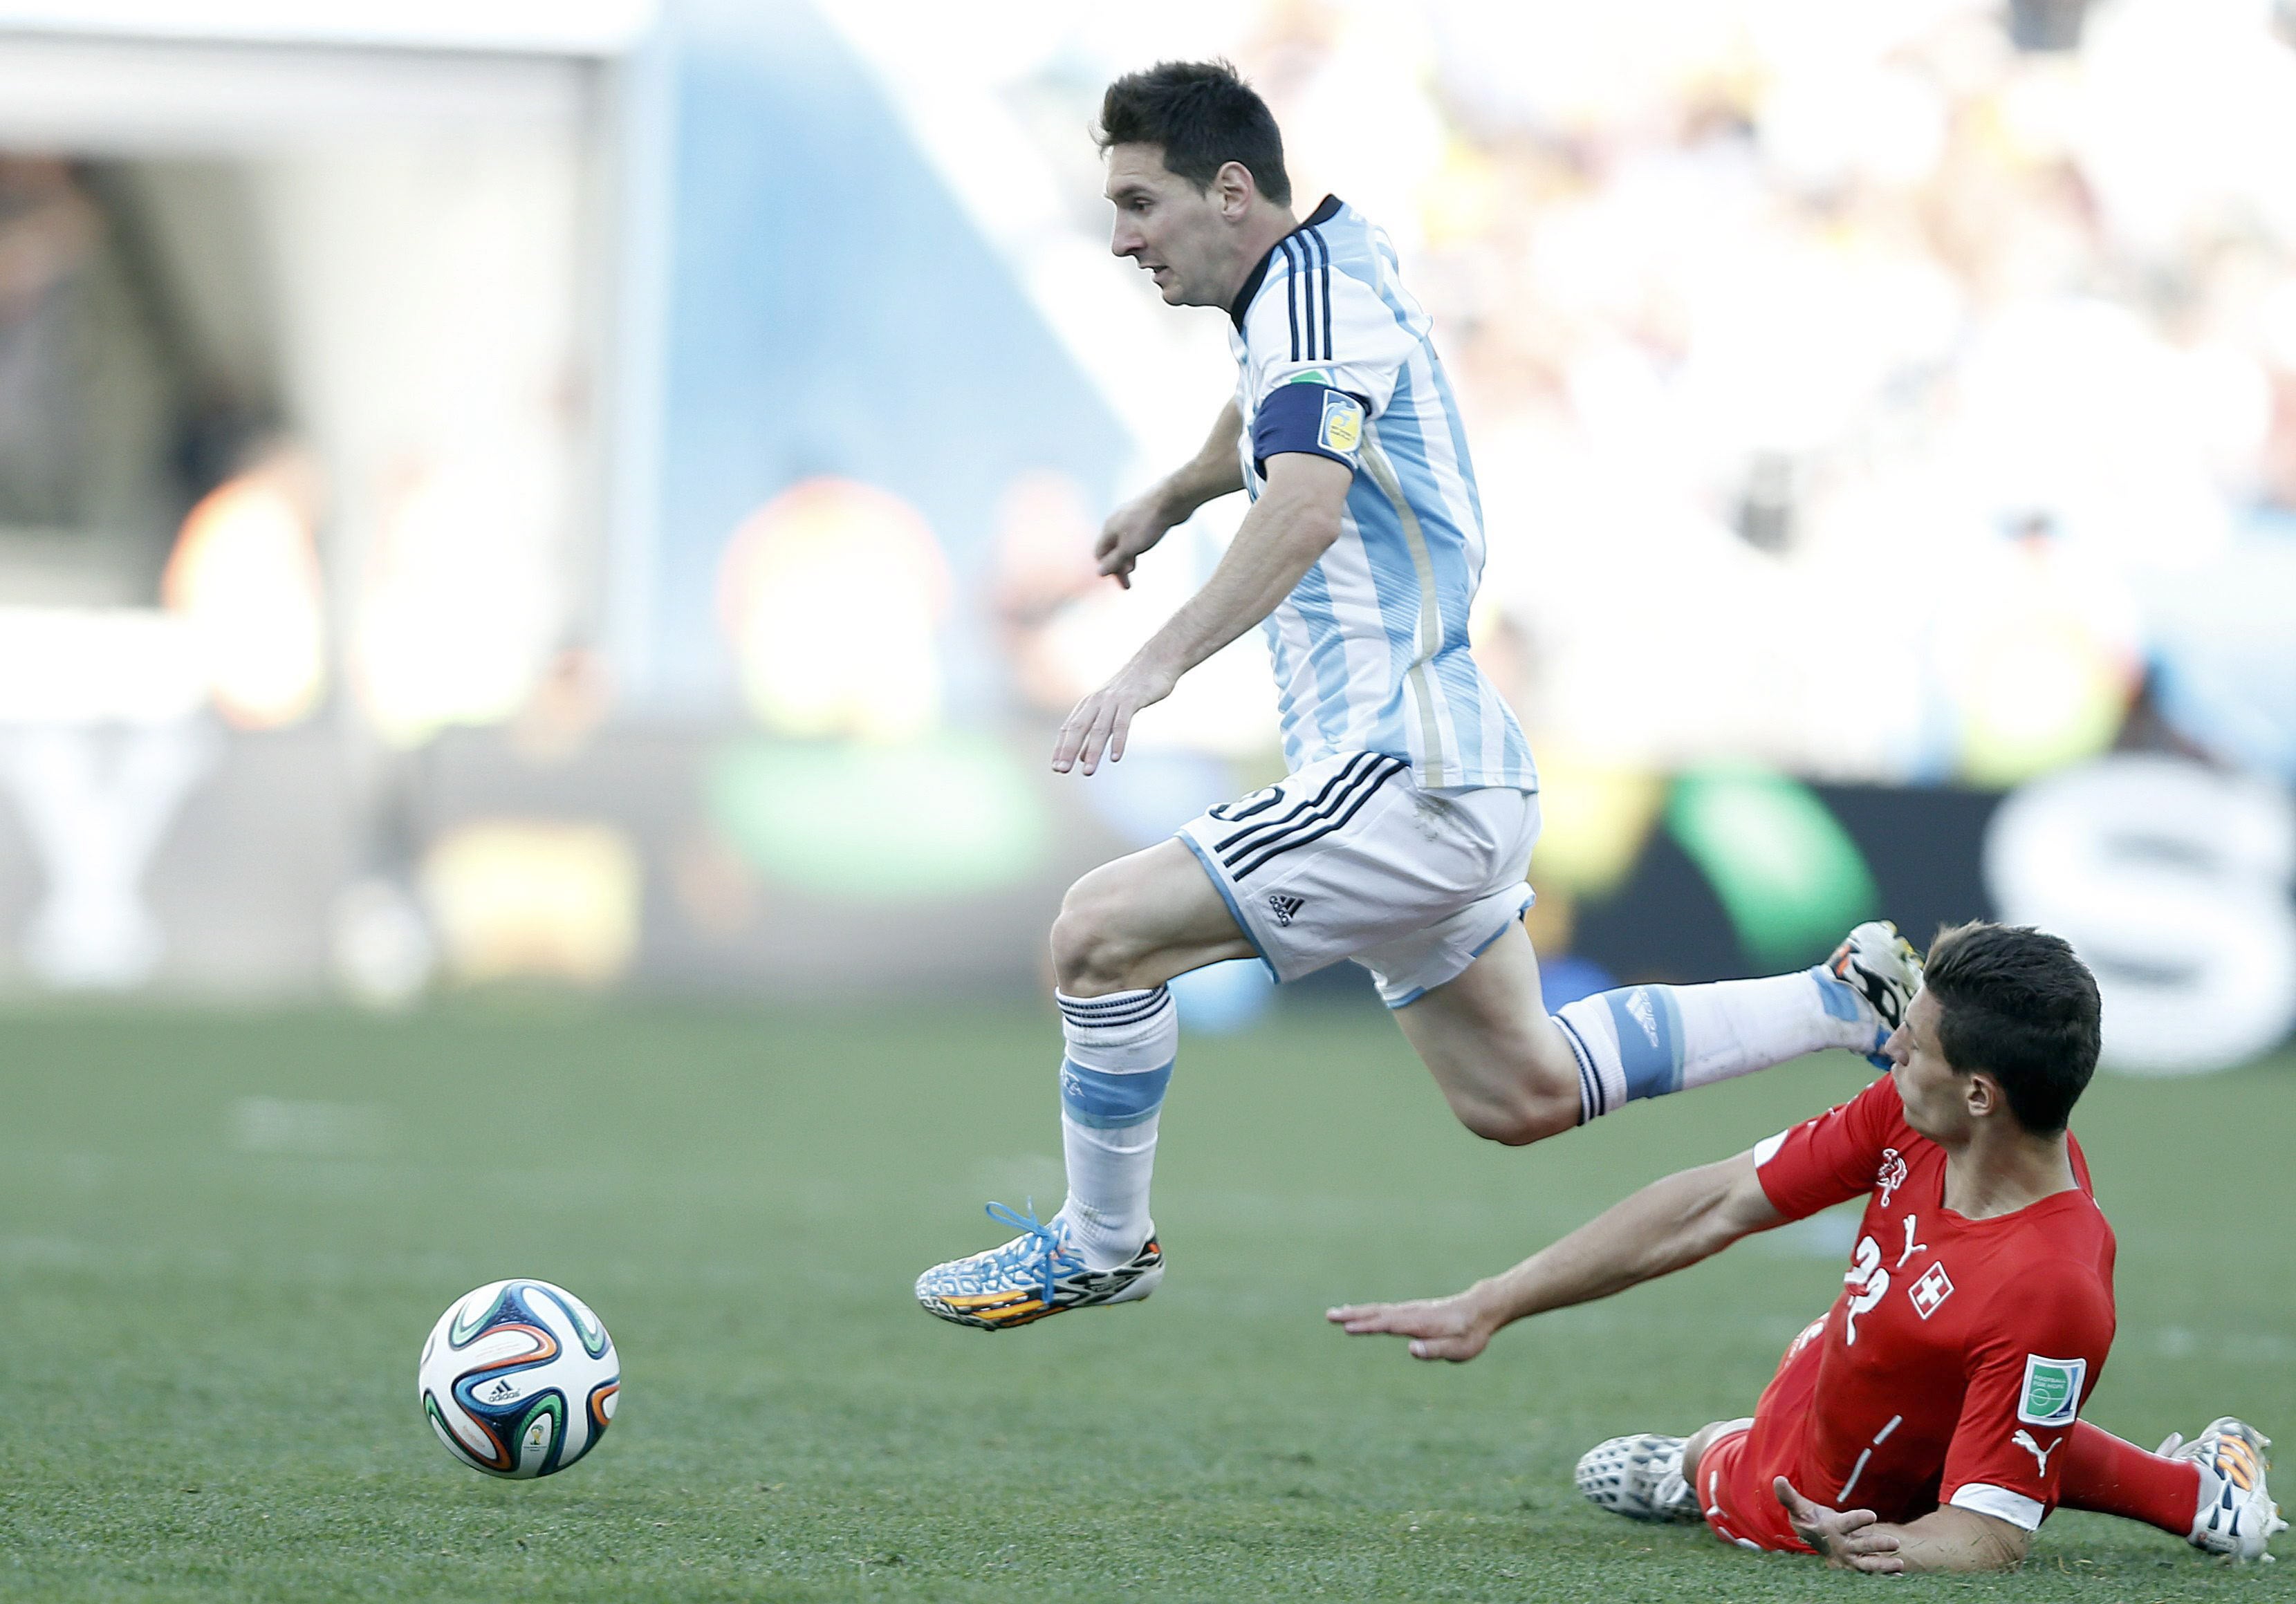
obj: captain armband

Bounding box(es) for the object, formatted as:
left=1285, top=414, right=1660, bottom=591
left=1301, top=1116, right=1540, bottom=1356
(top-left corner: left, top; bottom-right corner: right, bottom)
left=1250, top=381, right=1367, bottom=475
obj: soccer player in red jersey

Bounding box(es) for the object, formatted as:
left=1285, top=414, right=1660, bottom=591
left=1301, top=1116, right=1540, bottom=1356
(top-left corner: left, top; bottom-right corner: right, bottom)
left=1331, top=922, right=2284, bottom=1570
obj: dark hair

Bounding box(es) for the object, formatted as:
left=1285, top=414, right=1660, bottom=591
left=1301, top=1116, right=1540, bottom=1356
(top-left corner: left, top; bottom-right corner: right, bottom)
left=1097, top=60, right=1292, bottom=207
left=1921, top=922, right=2100, bottom=1135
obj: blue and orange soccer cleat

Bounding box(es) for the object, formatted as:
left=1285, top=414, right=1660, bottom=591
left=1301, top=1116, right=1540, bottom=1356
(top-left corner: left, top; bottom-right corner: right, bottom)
left=2162, top=1417, right=2286, bottom=1562
left=914, top=1201, right=1162, bottom=1331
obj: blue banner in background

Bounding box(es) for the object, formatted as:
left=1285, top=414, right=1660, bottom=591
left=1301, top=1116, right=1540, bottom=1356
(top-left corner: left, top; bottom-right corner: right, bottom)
left=649, top=0, right=1130, bottom=716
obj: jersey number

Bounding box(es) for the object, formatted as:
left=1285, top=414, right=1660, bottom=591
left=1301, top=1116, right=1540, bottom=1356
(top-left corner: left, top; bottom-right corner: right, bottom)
left=1844, top=1235, right=1888, bottom=1345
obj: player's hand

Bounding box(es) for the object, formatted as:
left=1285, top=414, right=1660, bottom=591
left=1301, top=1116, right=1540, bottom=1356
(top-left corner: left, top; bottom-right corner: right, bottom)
left=1095, top=489, right=1174, bottom=590
left=1774, top=1477, right=1903, bottom=1573
left=1324, top=1294, right=1492, bottom=1363
left=1052, top=655, right=1179, bottom=774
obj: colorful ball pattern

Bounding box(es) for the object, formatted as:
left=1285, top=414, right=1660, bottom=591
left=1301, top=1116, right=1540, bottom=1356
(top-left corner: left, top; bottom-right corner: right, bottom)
left=418, top=1279, right=618, bottom=1477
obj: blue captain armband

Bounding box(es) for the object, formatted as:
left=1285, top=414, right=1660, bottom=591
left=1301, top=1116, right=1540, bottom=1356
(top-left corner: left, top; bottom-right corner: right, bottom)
left=1252, top=382, right=1367, bottom=474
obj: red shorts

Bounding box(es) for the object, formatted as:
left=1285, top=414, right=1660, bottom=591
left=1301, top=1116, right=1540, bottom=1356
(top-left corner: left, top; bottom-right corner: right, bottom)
left=1697, top=1321, right=1824, bottom=1554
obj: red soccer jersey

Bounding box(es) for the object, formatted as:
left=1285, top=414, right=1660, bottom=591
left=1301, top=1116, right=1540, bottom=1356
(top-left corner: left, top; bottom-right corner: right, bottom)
left=1701, top=1074, right=2116, bottom=1551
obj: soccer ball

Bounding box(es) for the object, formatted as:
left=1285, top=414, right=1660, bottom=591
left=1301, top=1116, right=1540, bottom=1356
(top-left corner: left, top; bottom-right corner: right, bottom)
left=418, top=1279, right=618, bottom=1477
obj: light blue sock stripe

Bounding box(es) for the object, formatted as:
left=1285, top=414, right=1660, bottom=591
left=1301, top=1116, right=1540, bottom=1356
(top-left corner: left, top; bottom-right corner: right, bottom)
left=1059, top=1059, right=1172, bottom=1130
left=1811, top=966, right=1864, bottom=1023
left=1603, top=985, right=1687, bottom=1102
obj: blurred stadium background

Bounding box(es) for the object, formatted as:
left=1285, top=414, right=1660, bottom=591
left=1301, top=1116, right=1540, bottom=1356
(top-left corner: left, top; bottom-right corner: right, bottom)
left=5, top=6, right=2296, bottom=1598
left=1, top=0, right=2294, bottom=1074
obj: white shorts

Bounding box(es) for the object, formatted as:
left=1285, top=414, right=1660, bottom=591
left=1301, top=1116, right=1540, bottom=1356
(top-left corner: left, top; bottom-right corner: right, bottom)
left=1176, top=749, right=1540, bottom=1008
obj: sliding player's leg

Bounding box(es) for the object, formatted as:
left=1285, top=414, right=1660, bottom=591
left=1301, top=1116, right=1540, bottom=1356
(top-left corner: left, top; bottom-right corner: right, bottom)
left=914, top=839, right=1251, bottom=1330
left=1575, top=1423, right=1746, bottom=1525
left=2062, top=1419, right=2285, bottom=1561
left=1575, top=1324, right=1817, bottom=1551
left=1669, top=1323, right=1827, bottom=1552
left=1394, top=920, right=1922, bottom=1141
left=1577, top=1414, right=1836, bottom=1551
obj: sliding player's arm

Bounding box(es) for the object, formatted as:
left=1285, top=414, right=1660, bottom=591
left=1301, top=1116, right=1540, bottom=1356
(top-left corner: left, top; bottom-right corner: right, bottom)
left=1336, top=1079, right=1904, bottom=1361
left=1327, top=1152, right=1786, bottom=1361
left=1778, top=1250, right=2110, bottom=1574
left=1095, top=400, right=1247, bottom=590
left=1772, top=1482, right=2027, bottom=1574
left=1055, top=449, right=1349, bottom=774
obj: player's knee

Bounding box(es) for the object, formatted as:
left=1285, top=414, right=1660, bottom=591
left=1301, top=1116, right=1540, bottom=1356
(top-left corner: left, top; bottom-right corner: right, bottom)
left=1682, top=1417, right=1752, bottom=1489
left=1458, top=1106, right=1565, bottom=1148
left=1457, top=1110, right=1530, bottom=1146
left=1454, top=1080, right=1577, bottom=1146
left=1050, top=874, right=1145, bottom=994
left=1452, top=1052, right=1580, bottom=1146
left=1681, top=1423, right=1723, bottom=1487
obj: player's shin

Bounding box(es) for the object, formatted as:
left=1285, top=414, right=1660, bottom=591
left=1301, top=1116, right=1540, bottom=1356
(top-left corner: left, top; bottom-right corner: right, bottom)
left=1055, top=985, right=1176, bottom=1268
left=1553, top=969, right=1880, bottom=1122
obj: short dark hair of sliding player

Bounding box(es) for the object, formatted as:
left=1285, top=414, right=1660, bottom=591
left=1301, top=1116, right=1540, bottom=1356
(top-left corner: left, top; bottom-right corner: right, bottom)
left=1921, top=921, right=2102, bottom=1135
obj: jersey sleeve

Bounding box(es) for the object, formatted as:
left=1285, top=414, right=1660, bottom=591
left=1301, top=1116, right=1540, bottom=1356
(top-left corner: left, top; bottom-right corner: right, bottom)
left=1938, top=1260, right=2116, bottom=1531
left=1240, top=255, right=1414, bottom=476
left=1750, top=1076, right=1902, bottom=1222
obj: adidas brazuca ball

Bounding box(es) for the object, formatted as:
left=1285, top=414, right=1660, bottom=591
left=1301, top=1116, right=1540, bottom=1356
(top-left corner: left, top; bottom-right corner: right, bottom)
left=418, top=1279, right=619, bottom=1477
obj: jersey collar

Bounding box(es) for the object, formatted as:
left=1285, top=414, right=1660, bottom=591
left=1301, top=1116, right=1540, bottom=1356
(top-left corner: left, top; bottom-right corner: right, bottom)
left=1228, top=194, right=1344, bottom=330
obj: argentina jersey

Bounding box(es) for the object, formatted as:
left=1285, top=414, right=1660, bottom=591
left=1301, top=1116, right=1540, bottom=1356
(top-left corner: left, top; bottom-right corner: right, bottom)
left=1228, top=196, right=1536, bottom=793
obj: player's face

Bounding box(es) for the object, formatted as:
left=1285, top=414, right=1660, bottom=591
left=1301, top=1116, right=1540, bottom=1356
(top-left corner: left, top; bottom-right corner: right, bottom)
left=1888, top=989, right=1968, bottom=1143
left=1105, top=144, right=1230, bottom=308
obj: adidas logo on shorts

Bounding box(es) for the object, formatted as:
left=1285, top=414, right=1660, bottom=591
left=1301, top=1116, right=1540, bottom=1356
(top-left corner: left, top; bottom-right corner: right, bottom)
left=1266, top=893, right=1305, bottom=927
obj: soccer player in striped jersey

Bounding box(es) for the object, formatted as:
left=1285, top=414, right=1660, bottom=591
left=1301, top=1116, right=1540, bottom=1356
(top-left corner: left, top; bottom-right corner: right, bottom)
left=916, top=60, right=1922, bottom=1332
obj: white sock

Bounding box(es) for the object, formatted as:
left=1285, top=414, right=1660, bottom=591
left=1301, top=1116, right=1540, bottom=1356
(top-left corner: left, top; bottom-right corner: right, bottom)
left=1055, top=985, right=1177, bottom=1268
left=1555, top=967, right=1880, bottom=1123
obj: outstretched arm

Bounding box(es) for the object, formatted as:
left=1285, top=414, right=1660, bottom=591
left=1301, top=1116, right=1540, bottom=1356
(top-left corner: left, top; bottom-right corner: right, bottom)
left=1055, top=449, right=1351, bottom=774
left=1775, top=1480, right=2029, bottom=1574
left=1327, top=1151, right=1784, bottom=1361
left=1095, top=400, right=1248, bottom=590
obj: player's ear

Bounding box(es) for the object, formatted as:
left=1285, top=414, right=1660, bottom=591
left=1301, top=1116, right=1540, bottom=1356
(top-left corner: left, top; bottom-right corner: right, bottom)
left=1964, top=1070, right=2001, bottom=1120
left=1212, top=160, right=1256, bottom=218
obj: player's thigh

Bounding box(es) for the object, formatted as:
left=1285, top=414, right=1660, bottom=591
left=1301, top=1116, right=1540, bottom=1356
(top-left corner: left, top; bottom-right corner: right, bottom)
left=1053, top=838, right=1255, bottom=994
left=1391, top=921, right=1583, bottom=1143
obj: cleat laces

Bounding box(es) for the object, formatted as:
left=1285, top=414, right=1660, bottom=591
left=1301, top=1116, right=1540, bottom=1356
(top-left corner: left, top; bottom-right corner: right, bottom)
left=980, top=1199, right=1075, bottom=1307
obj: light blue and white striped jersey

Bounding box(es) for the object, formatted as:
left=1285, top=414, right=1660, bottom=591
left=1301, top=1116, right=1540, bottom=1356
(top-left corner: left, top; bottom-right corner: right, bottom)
left=1228, top=195, right=1535, bottom=792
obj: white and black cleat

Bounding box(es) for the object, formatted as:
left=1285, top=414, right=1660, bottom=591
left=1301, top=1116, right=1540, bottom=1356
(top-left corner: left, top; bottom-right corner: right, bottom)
left=1575, top=1433, right=1703, bottom=1524
left=1826, top=920, right=1923, bottom=1034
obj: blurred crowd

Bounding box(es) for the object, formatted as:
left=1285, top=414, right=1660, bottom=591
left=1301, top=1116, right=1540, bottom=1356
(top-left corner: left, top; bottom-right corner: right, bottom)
left=13, top=0, right=2293, bottom=795
left=990, top=0, right=2296, bottom=790
left=0, top=0, right=2290, bottom=1007
left=1260, top=0, right=2296, bottom=786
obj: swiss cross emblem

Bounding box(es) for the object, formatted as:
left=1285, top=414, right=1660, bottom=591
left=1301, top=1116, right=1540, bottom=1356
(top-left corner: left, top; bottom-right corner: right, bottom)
left=1909, top=1260, right=1954, bottom=1319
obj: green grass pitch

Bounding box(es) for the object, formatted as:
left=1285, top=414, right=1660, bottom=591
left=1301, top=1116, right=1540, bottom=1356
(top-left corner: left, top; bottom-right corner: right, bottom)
left=0, top=996, right=2290, bottom=1601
